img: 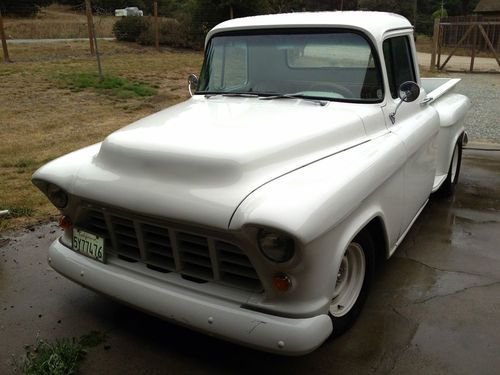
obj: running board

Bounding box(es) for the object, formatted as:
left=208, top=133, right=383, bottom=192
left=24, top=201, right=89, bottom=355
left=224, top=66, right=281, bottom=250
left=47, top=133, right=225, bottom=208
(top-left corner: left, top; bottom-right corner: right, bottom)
left=389, top=199, right=429, bottom=257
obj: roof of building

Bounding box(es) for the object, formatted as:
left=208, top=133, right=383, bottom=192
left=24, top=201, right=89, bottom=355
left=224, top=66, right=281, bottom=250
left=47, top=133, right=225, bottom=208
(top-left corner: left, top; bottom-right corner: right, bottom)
left=474, top=0, right=500, bottom=13
left=206, top=11, right=412, bottom=44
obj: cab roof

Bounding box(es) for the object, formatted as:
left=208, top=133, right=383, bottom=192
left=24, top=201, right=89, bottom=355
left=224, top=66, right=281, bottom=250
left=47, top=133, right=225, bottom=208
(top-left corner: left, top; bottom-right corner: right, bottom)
left=206, top=11, right=412, bottom=45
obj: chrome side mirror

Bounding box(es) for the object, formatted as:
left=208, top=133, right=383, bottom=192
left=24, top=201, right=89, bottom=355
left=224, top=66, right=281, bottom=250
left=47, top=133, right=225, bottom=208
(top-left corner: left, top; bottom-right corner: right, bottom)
left=398, top=81, right=420, bottom=102
left=390, top=81, right=420, bottom=124
left=188, top=74, right=198, bottom=96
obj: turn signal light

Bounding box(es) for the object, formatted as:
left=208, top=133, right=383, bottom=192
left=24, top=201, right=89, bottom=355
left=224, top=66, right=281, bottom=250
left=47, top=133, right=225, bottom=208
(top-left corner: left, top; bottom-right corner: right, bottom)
left=58, top=215, right=72, bottom=230
left=273, top=273, right=292, bottom=292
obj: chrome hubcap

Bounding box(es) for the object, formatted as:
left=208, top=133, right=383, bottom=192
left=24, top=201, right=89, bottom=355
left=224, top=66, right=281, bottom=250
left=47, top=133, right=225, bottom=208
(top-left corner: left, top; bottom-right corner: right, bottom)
left=330, top=242, right=366, bottom=317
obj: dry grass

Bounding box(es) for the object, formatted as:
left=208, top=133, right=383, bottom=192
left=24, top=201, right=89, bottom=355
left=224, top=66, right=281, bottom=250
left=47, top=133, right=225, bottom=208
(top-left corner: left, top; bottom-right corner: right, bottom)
left=3, top=4, right=115, bottom=39
left=0, top=40, right=203, bottom=231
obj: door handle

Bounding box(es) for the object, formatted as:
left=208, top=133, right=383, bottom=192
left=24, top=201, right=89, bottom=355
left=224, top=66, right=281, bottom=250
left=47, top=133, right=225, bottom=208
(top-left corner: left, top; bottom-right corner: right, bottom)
left=420, top=96, right=433, bottom=106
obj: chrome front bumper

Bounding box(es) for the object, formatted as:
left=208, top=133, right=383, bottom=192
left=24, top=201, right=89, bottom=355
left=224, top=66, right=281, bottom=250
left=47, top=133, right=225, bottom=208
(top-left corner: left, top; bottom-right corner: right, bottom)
left=48, top=239, right=333, bottom=355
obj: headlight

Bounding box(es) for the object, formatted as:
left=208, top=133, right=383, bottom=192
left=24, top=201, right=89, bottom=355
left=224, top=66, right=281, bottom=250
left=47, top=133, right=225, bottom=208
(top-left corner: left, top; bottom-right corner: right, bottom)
left=258, top=229, right=295, bottom=263
left=47, top=184, right=68, bottom=209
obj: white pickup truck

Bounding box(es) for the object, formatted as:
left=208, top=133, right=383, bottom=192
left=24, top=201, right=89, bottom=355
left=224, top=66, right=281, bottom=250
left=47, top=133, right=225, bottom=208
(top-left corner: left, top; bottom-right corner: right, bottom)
left=33, top=12, right=470, bottom=355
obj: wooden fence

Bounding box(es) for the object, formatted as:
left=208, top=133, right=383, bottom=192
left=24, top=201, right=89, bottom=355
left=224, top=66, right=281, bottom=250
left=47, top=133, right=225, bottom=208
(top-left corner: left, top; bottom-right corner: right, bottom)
left=430, top=16, right=500, bottom=72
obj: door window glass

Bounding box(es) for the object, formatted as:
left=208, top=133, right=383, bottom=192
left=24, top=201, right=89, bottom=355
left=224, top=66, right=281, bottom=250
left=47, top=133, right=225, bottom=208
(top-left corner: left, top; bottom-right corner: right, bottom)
left=383, top=36, right=416, bottom=99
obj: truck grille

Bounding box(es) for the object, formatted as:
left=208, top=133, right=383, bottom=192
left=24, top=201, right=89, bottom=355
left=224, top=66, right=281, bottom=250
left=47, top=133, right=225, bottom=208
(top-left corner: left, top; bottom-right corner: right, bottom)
left=77, top=206, right=263, bottom=292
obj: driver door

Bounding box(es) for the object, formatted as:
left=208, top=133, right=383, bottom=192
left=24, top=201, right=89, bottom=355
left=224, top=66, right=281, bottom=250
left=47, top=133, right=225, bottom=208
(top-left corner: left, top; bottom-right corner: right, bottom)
left=381, top=34, right=440, bottom=234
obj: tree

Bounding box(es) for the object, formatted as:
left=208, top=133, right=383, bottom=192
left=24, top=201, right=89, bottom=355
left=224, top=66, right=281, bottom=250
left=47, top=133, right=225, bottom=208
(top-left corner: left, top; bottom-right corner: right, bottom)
left=357, top=0, right=414, bottom=19
left=190, top=0, right=269, bottom=32
left=0, top=0, right=52, bottom=17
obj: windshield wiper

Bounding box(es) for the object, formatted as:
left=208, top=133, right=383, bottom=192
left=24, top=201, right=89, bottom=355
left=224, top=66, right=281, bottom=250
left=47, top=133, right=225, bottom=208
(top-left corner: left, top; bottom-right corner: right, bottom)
left=205, top=93, right=260, bottom=98
left=259, top=93, right=328, bottom=106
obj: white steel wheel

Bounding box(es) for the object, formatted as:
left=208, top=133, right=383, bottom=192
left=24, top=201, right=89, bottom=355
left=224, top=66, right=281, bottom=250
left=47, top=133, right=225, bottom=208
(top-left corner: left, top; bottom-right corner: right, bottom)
left=330, top=242, right=366, bottom=317
left=329, top=231, right=374, bottom=337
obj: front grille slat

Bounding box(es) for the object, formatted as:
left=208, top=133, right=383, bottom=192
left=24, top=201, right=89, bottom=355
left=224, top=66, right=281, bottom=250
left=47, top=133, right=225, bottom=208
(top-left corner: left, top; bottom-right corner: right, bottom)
left=144, top=235, right=171, bottom=248
left=220, top=262, right=260, bottom=279
left=219, top=251, right=255, bottom=268
left=145, top=243, right=173, bottom=257
left=76, top=206, right=262, bottom=292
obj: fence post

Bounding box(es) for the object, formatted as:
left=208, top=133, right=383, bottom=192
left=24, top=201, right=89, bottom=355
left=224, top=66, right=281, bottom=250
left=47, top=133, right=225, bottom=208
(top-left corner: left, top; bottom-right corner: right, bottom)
left=0, top=9, right=11, bottom=63
left=469, top=16, right=478, bottom=72
left=430, top=17, right=440, bottom=70
left=85, top=0, right=95, bottom=55
left=437, top=23, right=442, bottom=68
left=88, top=7, right=103, bottom=80
left=154, top=1, right=159, bottom=51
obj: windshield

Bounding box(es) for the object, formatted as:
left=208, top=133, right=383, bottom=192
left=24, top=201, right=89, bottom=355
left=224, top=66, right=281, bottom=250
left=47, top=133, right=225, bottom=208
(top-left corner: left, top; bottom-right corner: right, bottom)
left=197, top=30, right=383, bottom=102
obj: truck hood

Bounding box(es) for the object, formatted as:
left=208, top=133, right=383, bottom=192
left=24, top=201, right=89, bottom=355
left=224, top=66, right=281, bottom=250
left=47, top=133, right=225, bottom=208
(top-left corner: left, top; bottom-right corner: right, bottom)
left=37, top=97, right=369, bottom=229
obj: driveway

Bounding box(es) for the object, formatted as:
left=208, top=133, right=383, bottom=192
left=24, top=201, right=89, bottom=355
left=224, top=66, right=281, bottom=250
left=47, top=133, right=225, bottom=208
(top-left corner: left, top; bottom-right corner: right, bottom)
left=1, top=147, right=499, bottom=375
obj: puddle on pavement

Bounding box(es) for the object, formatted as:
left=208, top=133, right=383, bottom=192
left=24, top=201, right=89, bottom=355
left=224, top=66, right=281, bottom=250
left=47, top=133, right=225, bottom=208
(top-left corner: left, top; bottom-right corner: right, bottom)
left=341, top=151, right=500, bottom=371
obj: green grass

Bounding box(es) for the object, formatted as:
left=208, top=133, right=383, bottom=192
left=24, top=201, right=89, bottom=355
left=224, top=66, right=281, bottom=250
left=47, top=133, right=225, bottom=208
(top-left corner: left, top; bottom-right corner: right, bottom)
left=61, top=72, right=157, bottom=98
left=19, top=331, right=107, bottom=375
left=4, top=207, right=34, bottom=218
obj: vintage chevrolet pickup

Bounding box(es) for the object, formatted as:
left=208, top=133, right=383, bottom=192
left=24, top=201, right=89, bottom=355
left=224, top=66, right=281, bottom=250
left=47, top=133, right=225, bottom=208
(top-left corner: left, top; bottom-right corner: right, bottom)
left=33, top=12, right=470, bottom=355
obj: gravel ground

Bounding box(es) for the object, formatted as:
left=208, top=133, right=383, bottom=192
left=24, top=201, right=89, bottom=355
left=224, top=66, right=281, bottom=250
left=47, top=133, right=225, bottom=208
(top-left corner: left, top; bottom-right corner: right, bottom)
left=453, top=73, right=500, bottom=143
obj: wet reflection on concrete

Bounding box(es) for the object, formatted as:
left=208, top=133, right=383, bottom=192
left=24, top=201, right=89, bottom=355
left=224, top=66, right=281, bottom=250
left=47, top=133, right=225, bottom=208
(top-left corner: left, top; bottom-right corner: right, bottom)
left=0, top=149, right=499, bottom=374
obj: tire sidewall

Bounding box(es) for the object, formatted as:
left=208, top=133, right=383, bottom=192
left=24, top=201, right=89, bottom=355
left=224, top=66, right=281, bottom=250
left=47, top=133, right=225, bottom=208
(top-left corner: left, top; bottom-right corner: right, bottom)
left=330, top=230, right=375, bottom=337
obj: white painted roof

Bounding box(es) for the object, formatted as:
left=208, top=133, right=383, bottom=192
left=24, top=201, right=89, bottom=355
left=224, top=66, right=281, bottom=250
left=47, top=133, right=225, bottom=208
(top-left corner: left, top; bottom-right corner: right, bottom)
left=206, top=11, right=412, bottom=44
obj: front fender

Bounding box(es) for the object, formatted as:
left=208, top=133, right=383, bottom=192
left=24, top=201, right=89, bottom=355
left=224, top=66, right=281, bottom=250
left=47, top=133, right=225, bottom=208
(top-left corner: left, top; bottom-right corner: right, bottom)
left=229, top=133, right=405, bottom=245
left=229, top=134, right=405, bottom=316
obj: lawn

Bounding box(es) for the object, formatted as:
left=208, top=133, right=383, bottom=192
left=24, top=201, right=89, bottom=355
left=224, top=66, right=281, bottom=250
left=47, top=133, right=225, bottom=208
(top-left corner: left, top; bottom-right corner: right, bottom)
left=0, top=40, right=203, bottom=231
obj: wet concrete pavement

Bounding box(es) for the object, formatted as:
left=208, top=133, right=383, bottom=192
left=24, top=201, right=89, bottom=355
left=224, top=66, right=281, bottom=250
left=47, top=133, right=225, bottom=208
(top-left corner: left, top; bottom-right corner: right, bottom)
left=1, top=149, right=499, bottom=375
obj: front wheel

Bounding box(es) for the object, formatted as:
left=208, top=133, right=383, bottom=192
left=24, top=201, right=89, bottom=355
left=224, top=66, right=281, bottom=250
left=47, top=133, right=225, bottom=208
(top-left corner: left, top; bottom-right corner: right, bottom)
left=329, top=231, right=375, bottom=337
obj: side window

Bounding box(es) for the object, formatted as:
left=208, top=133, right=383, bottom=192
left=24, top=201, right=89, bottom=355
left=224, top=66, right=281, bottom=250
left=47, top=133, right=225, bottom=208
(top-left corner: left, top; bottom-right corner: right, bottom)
left=383, top=36, right=416, bottom=99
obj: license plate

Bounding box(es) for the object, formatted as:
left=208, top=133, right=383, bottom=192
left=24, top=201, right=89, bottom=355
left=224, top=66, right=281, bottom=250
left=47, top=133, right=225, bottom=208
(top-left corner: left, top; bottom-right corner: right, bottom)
left=73, top=228, right=105, bottom=263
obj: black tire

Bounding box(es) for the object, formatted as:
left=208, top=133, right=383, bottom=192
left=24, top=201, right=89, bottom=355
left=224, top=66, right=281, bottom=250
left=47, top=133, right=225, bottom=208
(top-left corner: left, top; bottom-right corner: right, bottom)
left=329, top=230, right=375, bottom=337
left=439, top=137, right=463, bottom=197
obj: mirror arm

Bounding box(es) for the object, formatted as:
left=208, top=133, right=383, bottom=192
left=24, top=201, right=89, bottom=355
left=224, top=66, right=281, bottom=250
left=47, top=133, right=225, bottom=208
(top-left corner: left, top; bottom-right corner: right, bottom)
left=389, top=95, right=406, bottom=124
left=187, top=74, right=199, bottom=97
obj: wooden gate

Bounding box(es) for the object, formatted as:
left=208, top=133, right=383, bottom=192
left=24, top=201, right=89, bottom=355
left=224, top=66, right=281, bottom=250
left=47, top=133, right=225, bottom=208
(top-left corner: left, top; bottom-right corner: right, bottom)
left=430, top=16, right=500, bottom=72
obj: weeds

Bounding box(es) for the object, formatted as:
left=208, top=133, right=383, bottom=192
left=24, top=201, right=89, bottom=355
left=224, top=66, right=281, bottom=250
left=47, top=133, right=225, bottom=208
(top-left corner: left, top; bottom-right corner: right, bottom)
left=19, top=331, right=107, bottom=375
left=4, top=207, right=34, bottom=218
left=60, top=73, right=157, bottom=98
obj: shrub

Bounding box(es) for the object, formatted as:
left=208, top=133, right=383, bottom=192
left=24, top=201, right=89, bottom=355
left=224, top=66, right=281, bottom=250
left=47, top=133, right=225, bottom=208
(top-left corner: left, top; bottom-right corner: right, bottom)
left=113, top=17, right=149, bottom=42
left=137, top=16, right=203, bottom=50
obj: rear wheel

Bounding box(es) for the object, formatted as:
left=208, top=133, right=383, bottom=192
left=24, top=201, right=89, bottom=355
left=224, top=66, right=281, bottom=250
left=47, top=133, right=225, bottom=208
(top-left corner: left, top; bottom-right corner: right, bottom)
left=329, top=231, right=375, bottom=337
left=439, top=138, right=462, bottom=196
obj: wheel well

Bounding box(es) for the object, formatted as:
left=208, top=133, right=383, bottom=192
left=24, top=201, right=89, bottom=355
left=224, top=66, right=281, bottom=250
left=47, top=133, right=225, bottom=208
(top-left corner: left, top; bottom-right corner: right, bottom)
left=364, top=217, right=388, bottom=269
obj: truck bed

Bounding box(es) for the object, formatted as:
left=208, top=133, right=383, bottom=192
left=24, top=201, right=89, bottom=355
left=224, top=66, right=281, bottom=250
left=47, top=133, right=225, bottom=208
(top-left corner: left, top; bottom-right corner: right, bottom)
left=421, top=78, right=470, bottom=191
